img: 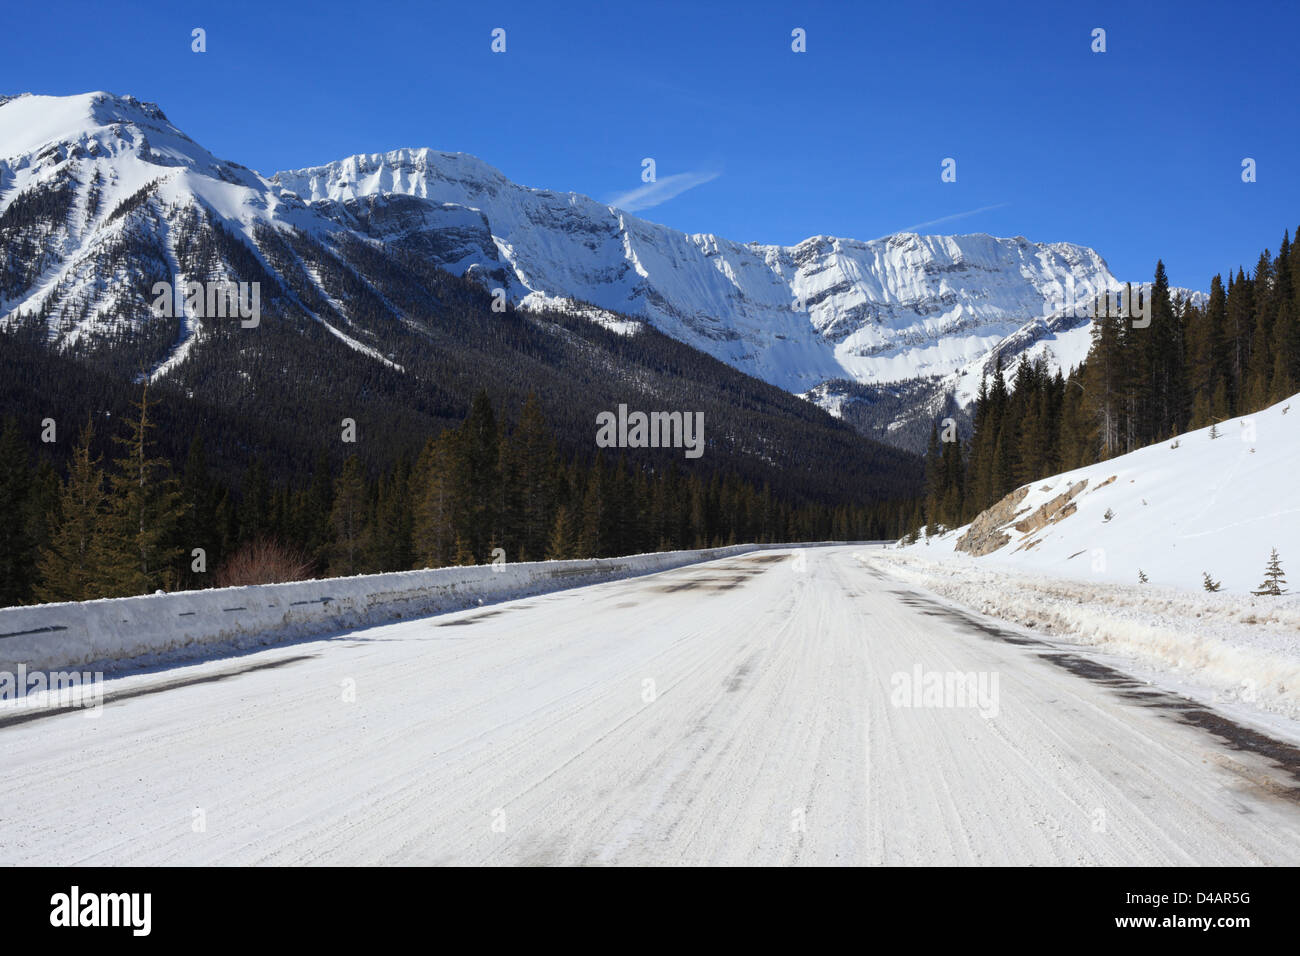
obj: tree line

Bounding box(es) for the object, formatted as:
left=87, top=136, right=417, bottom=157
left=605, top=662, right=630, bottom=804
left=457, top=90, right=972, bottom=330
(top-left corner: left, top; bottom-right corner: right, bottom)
left=922, top=225, right=1300, bottom=531
left=0, top=389, right=912, bottom=608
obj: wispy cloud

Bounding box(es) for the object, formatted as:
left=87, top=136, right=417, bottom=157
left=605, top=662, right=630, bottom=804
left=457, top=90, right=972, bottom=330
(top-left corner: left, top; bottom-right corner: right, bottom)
left=885, top=202, right=1010, bottom=237
left=608, top=170, right=720, bottom=212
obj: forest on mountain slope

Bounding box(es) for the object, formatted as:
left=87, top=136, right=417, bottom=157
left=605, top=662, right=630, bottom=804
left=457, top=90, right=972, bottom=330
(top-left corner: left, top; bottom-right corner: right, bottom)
left=919, top=222, right=1300, bottom=534
left=0, top=257, right=921, bottom=606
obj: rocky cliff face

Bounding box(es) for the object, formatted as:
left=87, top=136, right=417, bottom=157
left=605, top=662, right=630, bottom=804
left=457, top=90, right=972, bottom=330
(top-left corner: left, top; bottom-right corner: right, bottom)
left=275, top=148, right=1126, bottom=401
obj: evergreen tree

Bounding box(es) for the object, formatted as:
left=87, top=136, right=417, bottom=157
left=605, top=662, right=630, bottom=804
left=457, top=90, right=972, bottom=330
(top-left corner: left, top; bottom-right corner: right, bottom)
left=510, top=393, right=559, bottom=561
left=1252, top=549, right=1288, bottom=596
left=450, top=390, right=500, bottom=561
left=544, top=505, right=577, bottom=560
left=1226, top=267, right=1254, bottom=409
left=1083, top=305, right=1124, bottom=457
left=413, top=434, right=455, bottom=568
left=1269, top=300, right=1297, bottom=401
left=372, top=461, right=413, bottom=571
left=301, top=451, right=335, bottom=571
left=34, top=421, right=108, bottom=603
left=329, top=454, right=370, bottom=575
left=577, top=458, right=606, bottom=557
left=97, top=386, right=186, bottom=597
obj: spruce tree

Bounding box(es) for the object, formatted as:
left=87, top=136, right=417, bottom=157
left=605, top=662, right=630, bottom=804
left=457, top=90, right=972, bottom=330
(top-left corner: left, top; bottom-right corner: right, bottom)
left=1269, top=300, right=1297, bottom=402
left=577, top=460, right=605, bottom=557
left=98, top=386, right=186, bottom=597
left=511, top=393, right=559, bottom=561
left=450, top=391, right=500, bottom=560
left=1252, top=549, right=1288, bottom=596
left=544, top=505, right=577, bottom=560
left=413, top=434, right=454, bottom=568
left=329, top=454, right=370, bottom=575
left=34, top=421, right=108, bottom=603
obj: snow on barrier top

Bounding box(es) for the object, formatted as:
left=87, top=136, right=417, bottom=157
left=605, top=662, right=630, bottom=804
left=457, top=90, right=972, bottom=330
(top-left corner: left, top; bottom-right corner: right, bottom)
left=0, top=544, right=841, bottom=673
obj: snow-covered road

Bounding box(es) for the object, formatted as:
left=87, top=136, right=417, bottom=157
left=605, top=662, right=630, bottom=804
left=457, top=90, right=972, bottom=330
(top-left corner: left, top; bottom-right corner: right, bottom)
left=4, top=545, right=1300, bottom=865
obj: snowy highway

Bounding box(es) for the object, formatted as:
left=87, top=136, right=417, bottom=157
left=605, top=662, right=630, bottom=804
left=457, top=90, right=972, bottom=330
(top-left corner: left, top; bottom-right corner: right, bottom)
left=4, top=545, right=1300, bottom=865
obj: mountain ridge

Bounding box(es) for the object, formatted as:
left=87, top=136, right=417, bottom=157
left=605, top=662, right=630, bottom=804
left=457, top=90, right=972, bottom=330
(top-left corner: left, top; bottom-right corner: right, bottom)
left=1, top=91, right=1198, bottom=452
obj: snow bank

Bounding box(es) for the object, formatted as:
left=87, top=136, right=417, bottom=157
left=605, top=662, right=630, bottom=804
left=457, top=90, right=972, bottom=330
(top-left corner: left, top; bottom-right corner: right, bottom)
left=861, top=549, right=1300, bottom=721
left=0, top=544, right=796, bottom=673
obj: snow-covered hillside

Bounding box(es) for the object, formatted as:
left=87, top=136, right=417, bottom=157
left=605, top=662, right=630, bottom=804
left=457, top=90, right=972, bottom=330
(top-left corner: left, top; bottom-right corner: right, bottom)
left=907, top=390, right=1300, bottom=594
left=862, top=393, right=1300, bottom=724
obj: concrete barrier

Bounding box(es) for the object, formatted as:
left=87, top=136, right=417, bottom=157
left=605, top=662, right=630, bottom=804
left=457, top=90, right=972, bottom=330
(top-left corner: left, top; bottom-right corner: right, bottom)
left=0, top=544, right=787, bottom=672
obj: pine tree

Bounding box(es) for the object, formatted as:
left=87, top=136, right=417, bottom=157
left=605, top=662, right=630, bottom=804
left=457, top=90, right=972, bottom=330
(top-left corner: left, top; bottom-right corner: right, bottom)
left=1083, top=303, right=1124, bottom=457
left=577, top=459, right=605, bottom=557
left=97, top=386, right=186, bottom=597
left=452, top=534, right=476, bottom=566
left=923, top=422, right=942, bottom=526
left=1201, top=571, right=1222, bottom=592
left=329, top=454, right=370, bottom=575
left=372, top=462, right=413, bottom=571
left=544, top=505, right=577, bottom=560
left=511, top=393, right=559, bottom=560
left=1187, top=275, right=1226, bottom=427
left=412, top=434, right=455, bottom=568
left=1269, top=300, right=1297, bottom=402
left=1252, top=549, right=1288, bottom=596
left=34, top=421, right=108, bottom=603
left=450, top=391, right=500, bottom=560
left=301, top=451, right=335, bottom=572
left=1226, top=267, right=1254, bottom=410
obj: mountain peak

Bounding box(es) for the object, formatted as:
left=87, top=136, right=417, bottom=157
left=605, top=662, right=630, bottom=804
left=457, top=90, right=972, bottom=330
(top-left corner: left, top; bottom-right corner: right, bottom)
left=0, top=91, right=187, bottom=161
left=273, top=147, right=515, bottom=204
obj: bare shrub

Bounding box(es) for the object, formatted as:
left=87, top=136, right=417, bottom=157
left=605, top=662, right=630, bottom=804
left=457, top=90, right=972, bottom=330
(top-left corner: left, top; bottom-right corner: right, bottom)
left=214, top=538, right=315, bottom=588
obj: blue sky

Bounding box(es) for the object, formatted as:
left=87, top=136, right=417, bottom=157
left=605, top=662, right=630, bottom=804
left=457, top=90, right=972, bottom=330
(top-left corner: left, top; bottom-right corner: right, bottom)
left=2, top=0, right=1296, bottom=289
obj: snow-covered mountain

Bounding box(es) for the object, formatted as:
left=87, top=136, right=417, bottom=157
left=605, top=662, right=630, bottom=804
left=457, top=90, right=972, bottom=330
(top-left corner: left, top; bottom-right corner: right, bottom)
left=0, top=91, right=1185, bottom=446
left=0, top=91, right=391, bottom=373
left=273, top=148, right=1128, bottom=397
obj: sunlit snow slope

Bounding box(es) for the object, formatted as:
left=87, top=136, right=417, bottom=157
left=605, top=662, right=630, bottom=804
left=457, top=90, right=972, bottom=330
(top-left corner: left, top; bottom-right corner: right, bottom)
left=910, top=391, right=1300, bottom=594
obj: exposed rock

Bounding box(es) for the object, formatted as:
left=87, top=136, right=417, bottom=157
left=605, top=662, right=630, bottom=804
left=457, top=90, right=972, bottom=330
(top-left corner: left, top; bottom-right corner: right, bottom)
left=1013, top=480, right=1088, bottom=535
left=957, top=479, right=1090, bottom=557
left=955, top=486, right=1030, bottom=556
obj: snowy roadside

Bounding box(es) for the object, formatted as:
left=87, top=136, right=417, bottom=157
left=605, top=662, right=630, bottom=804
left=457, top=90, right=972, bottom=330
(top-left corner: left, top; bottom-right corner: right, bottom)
left=856, top=548, right=1300, bottom=731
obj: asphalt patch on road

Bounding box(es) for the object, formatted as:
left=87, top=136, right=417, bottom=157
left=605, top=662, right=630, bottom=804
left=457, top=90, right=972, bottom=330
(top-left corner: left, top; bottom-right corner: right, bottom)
left=892, top=591, right=1046, bottom=646
left=436, top=609, right=509, bottom=627
left=649, top=557, right=777, bottom=596
left=1043, top=651, right=1300, bottom=800
left=893, top=587, right=1300, bottom=803
left=0, top=653, right=320, bottom=729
